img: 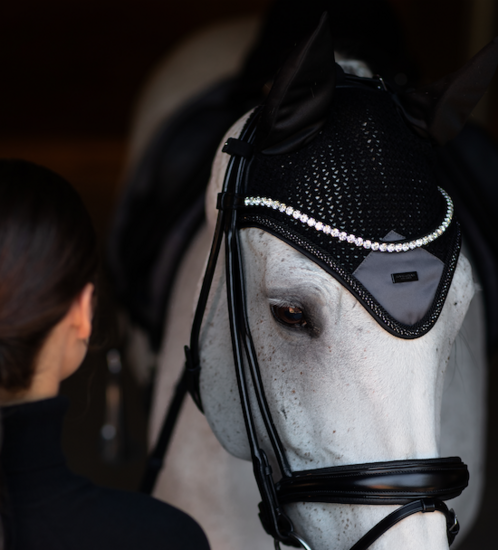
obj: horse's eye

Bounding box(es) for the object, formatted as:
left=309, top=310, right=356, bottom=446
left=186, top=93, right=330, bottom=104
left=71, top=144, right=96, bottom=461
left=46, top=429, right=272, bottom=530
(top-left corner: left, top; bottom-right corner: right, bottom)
left=271, top=305, right=307, bottom=327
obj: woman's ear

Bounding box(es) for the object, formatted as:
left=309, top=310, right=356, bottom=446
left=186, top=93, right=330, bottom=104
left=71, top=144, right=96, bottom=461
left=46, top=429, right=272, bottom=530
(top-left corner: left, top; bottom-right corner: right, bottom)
left=70, top=283, right=95, bottom=340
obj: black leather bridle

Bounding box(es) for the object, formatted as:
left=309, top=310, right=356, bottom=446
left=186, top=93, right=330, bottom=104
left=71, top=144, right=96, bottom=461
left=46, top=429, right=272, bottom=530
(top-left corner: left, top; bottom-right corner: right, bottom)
left=142, top=109, right=469, bottom=549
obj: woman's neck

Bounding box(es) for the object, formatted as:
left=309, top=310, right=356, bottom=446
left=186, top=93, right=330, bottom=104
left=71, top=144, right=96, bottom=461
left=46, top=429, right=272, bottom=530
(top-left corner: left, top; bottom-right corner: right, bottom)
left=0, top=324, right=67, bottom=406
left=0, top=284, right=92, bottom=407
left=0, top=370, right=60, bottom=406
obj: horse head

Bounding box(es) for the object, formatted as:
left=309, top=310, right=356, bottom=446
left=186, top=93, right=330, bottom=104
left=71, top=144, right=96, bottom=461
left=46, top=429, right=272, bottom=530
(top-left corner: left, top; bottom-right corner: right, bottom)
left=188, top=13, right=497, bottom=550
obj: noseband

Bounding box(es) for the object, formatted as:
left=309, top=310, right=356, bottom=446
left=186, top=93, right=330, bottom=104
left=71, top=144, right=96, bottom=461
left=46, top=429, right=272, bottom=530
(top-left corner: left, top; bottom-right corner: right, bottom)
left=144, top=108, right=468, bottom=549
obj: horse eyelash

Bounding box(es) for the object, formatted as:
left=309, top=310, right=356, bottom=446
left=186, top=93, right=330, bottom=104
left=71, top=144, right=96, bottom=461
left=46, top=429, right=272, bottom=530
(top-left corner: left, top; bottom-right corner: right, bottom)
left=268, top=298, right=305, bottom=309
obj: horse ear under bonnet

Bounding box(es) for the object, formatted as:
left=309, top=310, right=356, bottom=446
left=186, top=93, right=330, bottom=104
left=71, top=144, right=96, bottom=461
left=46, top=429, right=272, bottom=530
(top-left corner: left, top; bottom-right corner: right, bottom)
left=255, top=13, right=336, bottom=155
left=232, top=13, right=498, bottom=339
left=398, top=37, right=498, bottom=145
left=256, top=13, right=498, bottom=151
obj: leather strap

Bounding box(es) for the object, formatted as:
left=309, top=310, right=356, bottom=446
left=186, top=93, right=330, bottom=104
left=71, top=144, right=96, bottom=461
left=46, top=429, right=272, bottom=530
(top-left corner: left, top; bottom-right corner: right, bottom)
left=140, top=368, right=188, bottom=493
left=274, top=500, right=459, bottom=550
left=276, top=457, right=469, bottom=505
left=350, top=499, right=459, bottom=550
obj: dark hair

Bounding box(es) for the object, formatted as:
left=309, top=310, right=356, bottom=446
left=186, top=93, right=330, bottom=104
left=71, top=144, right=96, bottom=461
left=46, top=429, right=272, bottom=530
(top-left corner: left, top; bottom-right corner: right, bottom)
left=0, top=159, right=99, bottom=391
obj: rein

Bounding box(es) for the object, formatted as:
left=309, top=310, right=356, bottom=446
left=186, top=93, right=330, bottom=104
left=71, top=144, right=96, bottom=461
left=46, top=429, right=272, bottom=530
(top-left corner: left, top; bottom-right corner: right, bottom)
left=142, top=109, right=469, bottom=548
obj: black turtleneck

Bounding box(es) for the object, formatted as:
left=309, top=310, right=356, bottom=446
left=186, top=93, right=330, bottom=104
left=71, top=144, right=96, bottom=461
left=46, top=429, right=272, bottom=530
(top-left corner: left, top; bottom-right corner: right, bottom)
left=1, top=396, right=210, bottom=550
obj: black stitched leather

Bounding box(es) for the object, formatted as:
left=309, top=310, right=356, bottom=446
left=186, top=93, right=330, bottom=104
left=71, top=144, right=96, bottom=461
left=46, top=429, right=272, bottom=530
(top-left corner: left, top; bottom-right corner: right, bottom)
left=276, top=457, right=469, bottom=505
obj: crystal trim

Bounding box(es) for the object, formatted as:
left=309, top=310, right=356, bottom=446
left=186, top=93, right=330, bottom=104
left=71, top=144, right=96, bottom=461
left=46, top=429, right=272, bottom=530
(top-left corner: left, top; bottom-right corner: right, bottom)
left=244, top=187, right=453, bottom=253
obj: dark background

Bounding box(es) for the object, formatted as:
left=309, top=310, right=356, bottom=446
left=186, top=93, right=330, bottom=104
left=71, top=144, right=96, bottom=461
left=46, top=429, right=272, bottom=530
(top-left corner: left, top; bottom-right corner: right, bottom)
left=2, top=0, right=498, bottom=236
left=2, top=0, right=497, bottom=138
left=1, top=0, right=497, bottom=548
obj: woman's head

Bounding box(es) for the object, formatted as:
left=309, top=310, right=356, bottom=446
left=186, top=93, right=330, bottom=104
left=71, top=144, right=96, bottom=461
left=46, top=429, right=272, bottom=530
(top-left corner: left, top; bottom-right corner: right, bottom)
left=0, top=159, right=98, bottom=392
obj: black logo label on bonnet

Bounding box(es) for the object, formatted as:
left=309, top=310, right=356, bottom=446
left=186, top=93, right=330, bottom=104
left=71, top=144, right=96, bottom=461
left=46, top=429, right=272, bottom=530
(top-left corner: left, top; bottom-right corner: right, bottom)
left=391, top=272, right=419, bottom=284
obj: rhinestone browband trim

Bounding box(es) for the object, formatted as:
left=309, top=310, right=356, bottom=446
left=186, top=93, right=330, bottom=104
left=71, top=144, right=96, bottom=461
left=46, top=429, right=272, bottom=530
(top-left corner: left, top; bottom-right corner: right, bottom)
left=244, top=187, right=453, bottom=253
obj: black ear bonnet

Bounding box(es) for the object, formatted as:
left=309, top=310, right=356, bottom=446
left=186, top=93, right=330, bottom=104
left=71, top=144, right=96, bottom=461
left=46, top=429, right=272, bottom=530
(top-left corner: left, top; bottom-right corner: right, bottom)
left=242, top=86, right=458, bottom=338
left=224, top=13, right=498, bottom=339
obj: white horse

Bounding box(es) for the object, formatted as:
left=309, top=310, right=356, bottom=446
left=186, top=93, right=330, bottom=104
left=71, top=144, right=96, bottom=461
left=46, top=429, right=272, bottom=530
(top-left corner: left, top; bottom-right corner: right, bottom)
left=124, top=17, right=488, bottom=550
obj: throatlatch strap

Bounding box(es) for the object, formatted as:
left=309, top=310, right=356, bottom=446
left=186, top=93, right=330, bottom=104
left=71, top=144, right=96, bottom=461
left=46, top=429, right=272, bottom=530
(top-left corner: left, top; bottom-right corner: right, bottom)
left=276, top=457, right=469, bottom=505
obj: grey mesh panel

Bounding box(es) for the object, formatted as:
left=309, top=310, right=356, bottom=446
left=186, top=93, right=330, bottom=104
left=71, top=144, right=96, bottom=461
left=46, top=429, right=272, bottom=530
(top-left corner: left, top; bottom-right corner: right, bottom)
left=353, top=232, right=444, bottom=325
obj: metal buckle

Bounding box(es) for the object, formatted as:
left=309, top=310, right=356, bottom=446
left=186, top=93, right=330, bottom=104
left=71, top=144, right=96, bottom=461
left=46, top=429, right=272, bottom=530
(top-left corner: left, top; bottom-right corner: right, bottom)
left=448, top=508, right=460, bottom=536
left=274, top=533, right=313, bottom=550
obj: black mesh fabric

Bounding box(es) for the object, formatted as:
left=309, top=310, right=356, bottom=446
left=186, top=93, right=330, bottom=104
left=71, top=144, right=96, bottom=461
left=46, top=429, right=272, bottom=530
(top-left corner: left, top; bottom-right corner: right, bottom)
left=239, top=82, right=460, bottom=338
